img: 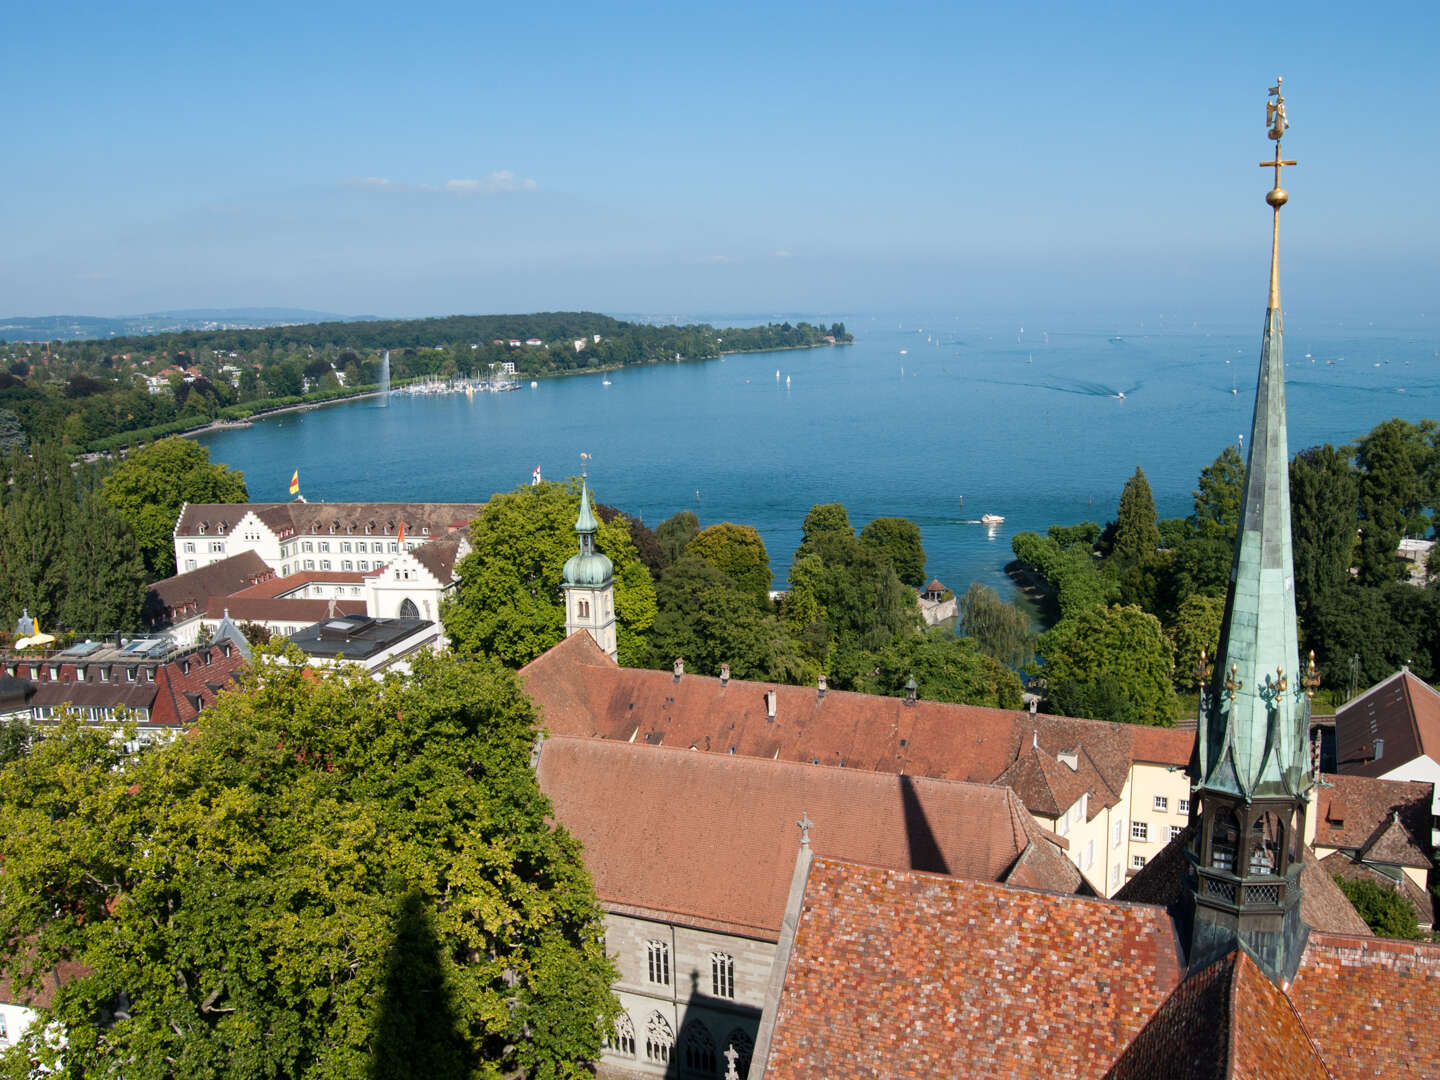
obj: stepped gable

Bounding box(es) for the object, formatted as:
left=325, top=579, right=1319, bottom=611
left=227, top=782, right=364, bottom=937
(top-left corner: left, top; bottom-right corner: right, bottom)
left=1335, top=669, right=1440, bottom=777
left=761, top=858, right=1183, bottom=1080
left=535, top=734, right=1079, bottom=939
left=519, top=633, right=1192, bottom=818
left=174, top=501, right=483, bottom=538
left=1289, top=933, right=1440, bottom=1080
left=1316, top=773, right=1432, bottom=868
left=1115, top=824, right=1372, bottom=938
left=409, top=538, right=463, bottom=582
left=1102, top=950, right=1330, bottom=1080
left=148, top=551, right=273, bottom=621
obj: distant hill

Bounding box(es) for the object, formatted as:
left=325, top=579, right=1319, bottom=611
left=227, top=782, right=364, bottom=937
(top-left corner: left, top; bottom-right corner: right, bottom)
left=0, top=308, right=379, bottom=342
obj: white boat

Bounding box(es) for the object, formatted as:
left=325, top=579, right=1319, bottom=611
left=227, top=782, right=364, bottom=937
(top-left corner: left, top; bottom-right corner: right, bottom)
left=980, top=513, right=1005, bottom=525
left=602, top=379, right=612, bottom=386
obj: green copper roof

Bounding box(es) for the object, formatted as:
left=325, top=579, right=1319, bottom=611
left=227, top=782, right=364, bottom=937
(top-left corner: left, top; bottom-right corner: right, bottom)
left=575, top=480, right=598, bottom=534
left=1195, top=304, right=1308, bottom=800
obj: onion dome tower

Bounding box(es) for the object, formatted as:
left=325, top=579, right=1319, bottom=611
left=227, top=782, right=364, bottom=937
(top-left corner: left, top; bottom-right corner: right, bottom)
left=562, top=455, right=617, bottom=661
left=1186, top=79, right=1320, bottom=986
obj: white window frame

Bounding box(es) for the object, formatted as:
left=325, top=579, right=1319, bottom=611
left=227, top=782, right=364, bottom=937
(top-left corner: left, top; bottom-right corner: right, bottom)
left=646, top=940, right=670, bottom=986
left=1131, top=854, right=1147, bottom=869
left=1131, top=821, right=1149, bottom=842
left=711, top=952, right=735, bottom=998
left=1153, top=795, right=1168, bottom=812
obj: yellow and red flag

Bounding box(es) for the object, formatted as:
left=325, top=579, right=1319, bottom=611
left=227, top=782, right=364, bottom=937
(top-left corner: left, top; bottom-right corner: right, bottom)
left=289, top=470, right=300, bottom=496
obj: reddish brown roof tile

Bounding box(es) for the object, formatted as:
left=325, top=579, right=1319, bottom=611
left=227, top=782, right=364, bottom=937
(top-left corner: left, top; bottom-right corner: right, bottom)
left=147, top=551, right=273, bottom=620
left=1103, top=949, right=1330, bottom=1080
left=1291, top=932, right=1440, bottom=1080
left=535, top=736, right=1079, bottom=938
left=1315, top=773, right=1433, bottom=868
left=1335, top=669, right=1440, bottom=777
left=521, top=633, right=1194, bottom=822
left=763, top=859, right=1183, bottom=1080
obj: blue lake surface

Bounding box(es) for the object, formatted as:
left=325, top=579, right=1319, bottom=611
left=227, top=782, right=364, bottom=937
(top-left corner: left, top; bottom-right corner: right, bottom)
left=195, top=313, right=1440, bottom=598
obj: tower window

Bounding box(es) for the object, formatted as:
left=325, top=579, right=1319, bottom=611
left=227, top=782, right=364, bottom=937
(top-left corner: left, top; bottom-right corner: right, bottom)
left=1210, top=811, right=1240, bottom=872
left=578, top=599, right=590, bottom=619
left=1249, top=813, right=1283, bottom=875
left=646, top=940, right=670, bottom=985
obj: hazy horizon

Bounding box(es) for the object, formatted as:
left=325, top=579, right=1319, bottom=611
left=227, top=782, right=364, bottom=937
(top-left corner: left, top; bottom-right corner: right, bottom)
left=5, top=2, right=1436, bottom=325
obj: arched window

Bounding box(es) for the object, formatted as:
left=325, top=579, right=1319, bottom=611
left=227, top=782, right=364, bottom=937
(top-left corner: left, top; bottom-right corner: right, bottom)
left=399, top=598, right=419, bottom=619
left=1250, top=813, right=1283, bottom=875
left=606, top=1013, right=636, bottom=1057
left=1210, top=810, right=1240, bottom=872
left=645, top=1012, right=674, bottom=1064
left=682, top=1019, right=717, bottom=1076
left=578, top=599, right=590, bottom=619
left=725, top=1028, right=755, bottom=1080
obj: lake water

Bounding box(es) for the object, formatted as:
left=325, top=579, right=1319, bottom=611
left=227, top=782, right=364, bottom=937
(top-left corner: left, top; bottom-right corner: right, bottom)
left=195, top=313, right=1440, bottom=598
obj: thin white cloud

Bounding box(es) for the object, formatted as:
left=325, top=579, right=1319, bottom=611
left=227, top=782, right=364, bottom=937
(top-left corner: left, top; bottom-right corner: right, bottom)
left=340, top=172, right=538, bottom=195
left=774, top=249, right=794, bottom=258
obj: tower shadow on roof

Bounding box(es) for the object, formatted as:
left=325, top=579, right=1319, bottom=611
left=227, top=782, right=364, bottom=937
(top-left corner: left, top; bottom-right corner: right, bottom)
left=900, top=773, right=950, bottom=875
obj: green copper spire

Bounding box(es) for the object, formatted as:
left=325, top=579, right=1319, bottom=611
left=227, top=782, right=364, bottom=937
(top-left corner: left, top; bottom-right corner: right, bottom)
left=1195, top=78, right=1307, bottom=802
left=575, top=479, right=599, bottom=536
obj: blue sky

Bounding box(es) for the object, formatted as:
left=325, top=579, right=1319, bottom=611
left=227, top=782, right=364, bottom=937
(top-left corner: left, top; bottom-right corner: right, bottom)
left=4, top=1, right=1437, bottom=323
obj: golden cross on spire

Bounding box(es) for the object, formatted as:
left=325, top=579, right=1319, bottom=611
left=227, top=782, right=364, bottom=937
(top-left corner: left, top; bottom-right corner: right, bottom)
left=1260, top=78, right=1297, bottom=207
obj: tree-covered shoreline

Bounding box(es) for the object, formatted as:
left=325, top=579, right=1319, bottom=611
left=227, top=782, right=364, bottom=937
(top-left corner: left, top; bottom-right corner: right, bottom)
left=0, top=312, right=851, bottom=455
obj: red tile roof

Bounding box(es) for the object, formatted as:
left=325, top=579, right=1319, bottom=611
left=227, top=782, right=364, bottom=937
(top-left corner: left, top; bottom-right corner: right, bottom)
left=534, top=735, right=1080, bottom=939
left=1103, top=949, right=1330, bottom=1080
left=1335, top=669, right=1440, bottom=777
left=229, top=571, right=366, bottom=598
left=520, top=633, right=1194, bottom=822
left=1290, top=932, right=1440, bottom=1080
left=148, top=551, right=274, bottom=621
left=1315, top=772, right=1433, bottom=869
left=762, top=859, right=1183, bottom=1080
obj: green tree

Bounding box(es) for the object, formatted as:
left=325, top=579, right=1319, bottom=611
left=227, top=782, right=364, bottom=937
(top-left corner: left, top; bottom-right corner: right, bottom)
left=443, top=480, right=657, bottom=667
left=645, top=556, right=812, bottom=683
left=687, top=522, right=774, bottom=606
left=0, top=409, right=25, bottom=455
left=0, top=650, right=617, bottom=1079
left=859, top=517, right=927, bottom=586
left=1333, top=875, right=1422, bottom=939
left=795, top=502, right=853, bottom=560
left=59, top=472, right=147, bottom=633
left=1037, top=604, right=1178, bottom=726
left=1191, top=445, right=1246, bottom=540
left=855, top=629, right=1024, bottom=709
left=653, top=510, right=699, bottom=566
left=1355, top=419, right=1428, bottom=586
left=0, top=444, right=74, bottom=628
left=1165, top=594, right=1226, bottom=694
left=1047, top=522, right=1100, bottom=550
left=957, top=583, right=1034, bottom=668
left=1111, top=467, right=1161, bottom=563
left=103, top=436, right=248, bottom=579
left=1290, top=443, right=1359, bottom=617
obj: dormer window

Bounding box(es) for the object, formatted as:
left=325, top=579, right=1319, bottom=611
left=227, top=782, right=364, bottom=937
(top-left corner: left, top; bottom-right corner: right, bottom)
left=421, top=526, right=430, bottom=535
left=198, top=524, right=206, bottom=535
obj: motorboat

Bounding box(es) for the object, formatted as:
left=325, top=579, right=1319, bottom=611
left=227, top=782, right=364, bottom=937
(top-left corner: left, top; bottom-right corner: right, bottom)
left=980, top=513, right=1005, bottom=525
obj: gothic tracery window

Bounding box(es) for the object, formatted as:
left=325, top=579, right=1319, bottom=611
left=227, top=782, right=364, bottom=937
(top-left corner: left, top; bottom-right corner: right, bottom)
left=1250, top=813, right=1283, bottom=875
left=711, top=951, right=735, bottom=998
left=399, top=598, right=419, bottom=619
left=682, top=1019, right=717, bottom=1076
left=606, top=1013, right=636, bottom=1057
left=645, top=1011, right=674, bottom=1064
left=725, top=1028, right=755, bottom=1079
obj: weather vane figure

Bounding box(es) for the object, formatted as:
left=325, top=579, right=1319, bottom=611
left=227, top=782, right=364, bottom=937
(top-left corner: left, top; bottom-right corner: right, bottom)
left=1259, top=77, right=1297, bottom=310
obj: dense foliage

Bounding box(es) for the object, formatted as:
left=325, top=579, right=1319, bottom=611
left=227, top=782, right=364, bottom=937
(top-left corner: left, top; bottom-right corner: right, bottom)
left=1010, top=416, right=1439, bottom=721
left=443, top=480, right=657, bottom=667
left=0, top=650, right=617, bottom=1079
left=1333, top=875, right=1423, bottom=940
left=103, top=436, right=248, bottom=578
left=0, top=444, right=147, bottom=636
left=0, top=314, right=850, bottom=453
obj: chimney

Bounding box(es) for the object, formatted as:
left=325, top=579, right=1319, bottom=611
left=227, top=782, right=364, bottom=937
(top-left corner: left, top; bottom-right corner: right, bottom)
left=720, top=663, right=730, bottom=686
left=1028, top=697, right=1038, bottom=717
left=766, top=690, right=777, bottom=721
left=816, top=673, right=827, bottom=700
left=904, top=674, right=918, bottom=706
left=673, top=657, right=684, bottom=681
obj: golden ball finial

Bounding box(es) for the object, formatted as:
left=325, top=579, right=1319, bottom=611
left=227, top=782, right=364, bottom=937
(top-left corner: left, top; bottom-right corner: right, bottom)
left=1266, top=187, right=1289, bottom=208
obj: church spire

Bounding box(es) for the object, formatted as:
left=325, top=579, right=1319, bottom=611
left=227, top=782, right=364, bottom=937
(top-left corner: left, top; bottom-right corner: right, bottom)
left=1187, top=80, right=1311, bottom=987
